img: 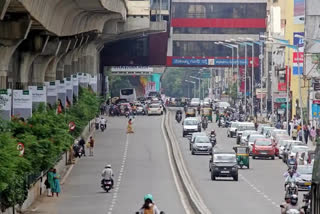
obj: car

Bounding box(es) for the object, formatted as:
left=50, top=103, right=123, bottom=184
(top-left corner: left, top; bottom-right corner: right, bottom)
left=190, top=98, right=200, bottom=107
left=236, top=122, right=255, bottom=144
left=287, top=145, right=309, bottom=163
left=203, top=98, right=212, bottom=107
left=189, top=132, right=207, bottom=150
left=270, top=129, right=288, bottom=142
left=209, top=152, right=238, bottom=181
left=252, top=138, right=275, bottom=159
left=282, top=140, right=304, bottom=163
left=257, top=124, right=270, bottom=134
left=247, top=134, right=265, bottom=154
left=273, top=135, right=291, bottom=156
left=240, top=130, right=258, bottom=145
left=262, top=127, right=275, bottom=138
left=182, top=118, right=201, bottom=137
left=227, top=122, right=239, bottom=138
left=147, top=103, right=163, bottom=115
left=278, top=139, right=291, bottom=159
left=135, top=103, right=146, bottom=115
left=191, top=135, right=212, bottom=155
left=296, top=165, right=313, bottom=190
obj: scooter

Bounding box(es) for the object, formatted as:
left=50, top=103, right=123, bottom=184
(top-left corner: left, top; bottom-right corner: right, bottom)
left=202, top=121, right=208, bottom=130
left=73, top=144, right=84, bottom=158
left=176, top=114, right=182, bottom=123
left=285, top=182, right=298, bottom=197
left=95, top=123, right=99, bottom=130
left=101, top=179, right=112, bottom=192
left=100, top=123, right=106, bottom=132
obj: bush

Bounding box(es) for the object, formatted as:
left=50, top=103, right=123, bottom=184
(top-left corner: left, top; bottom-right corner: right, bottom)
left=0, top=88, right=100, bottom=211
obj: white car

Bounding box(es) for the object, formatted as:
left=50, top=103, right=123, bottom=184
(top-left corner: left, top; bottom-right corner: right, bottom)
left=191, top=135, right=212, bottom=155
left=240, top=130, right=258, bottom=144
left=183, top=117, right=201, bottom=137
left=227, top=122, right=239, bottom=138
left=289, top=145, right=309, bottom=160
left=147, top=104, right=163, bottom=115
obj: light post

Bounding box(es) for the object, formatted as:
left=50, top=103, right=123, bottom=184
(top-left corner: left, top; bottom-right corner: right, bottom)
left=185, top=80, right=196, bottom=98
left=190, top=76, right=201, bottom=98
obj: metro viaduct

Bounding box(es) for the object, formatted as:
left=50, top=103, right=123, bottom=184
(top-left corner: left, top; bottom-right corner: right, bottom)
left=0, top=0, right=166, bottom=92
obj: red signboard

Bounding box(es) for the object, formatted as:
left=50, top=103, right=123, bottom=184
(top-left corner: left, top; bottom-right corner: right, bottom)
left=278, top=66, right=291, bottom=91
left=293, top=52, right=304, bottom=63
left=313, top=100, right=320, bottom=104
left=171, top=18, right=266, bottom=28
left=239, top=68, right=245, bottom=92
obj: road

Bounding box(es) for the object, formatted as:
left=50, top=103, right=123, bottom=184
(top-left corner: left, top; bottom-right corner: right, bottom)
left=170, top=110, right=289, bottom=214
left=55, top=115, right=184, bottom=214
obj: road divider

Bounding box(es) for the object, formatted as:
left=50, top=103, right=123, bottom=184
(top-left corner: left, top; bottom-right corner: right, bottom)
left=162, top=110, right=212, bottom=214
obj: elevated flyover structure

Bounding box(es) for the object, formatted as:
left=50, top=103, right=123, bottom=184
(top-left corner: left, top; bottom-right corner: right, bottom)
left=0, top=0, right=166, bottom=91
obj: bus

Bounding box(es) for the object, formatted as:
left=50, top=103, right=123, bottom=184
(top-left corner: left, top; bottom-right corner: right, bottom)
left=120, top=88, right=137, bottom=102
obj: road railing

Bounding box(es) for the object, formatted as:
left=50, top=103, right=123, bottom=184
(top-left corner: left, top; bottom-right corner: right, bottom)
left=163, top=110, right=212, bottom=214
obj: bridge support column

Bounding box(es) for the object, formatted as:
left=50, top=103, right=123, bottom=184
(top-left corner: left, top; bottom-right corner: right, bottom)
left=32, top=56, right=55, bottom=85
left=19, top=52, right=39, bottom=89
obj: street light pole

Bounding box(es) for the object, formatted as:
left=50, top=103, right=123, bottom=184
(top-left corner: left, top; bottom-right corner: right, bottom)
left=251, top=43, right=255, bottom=117
left=190, top=76, right=201, bottom=98
left=244, top=43, right=247, bottom=115
left=185, top=80, right=196, bottom=98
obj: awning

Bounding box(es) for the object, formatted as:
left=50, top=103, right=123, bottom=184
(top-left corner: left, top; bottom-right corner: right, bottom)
left=256, top=93, right=266, bottom=99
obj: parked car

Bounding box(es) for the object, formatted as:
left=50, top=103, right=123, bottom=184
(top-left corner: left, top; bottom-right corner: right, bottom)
left=191, top=135, right=212, bottom=155
left=252, top=138, right=275, bottom=159
left=209, top=152, right=238, bottom=181
left=247, top=134, right=265, bottom=154
left=227, top=122, right=239, bottom=138
left=295, top=165, right=313, bottom=190
left=182, top=117, right=201, bottom=137
left=236, top=122, right=255, bottom=144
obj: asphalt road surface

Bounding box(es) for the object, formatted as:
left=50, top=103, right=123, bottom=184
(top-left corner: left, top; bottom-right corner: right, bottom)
left=56, top=115, right=184, bottom=214
left=170, top=110, right=289, bottom=214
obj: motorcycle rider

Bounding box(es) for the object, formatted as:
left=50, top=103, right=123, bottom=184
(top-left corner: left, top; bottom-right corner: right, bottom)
left=202, top=116, right=208, bottom=130
left=285, top=169, right=298, bottom=194
left=280, top=194, right=291, bottom=214
left=288, top=154, right=297, bottom=170
left=95, top=115, right=100, bottom=130
left=101, top=164, right=114, bottom=188
left=176, top=110, right=182, bottom=122
left=283, top=194, right=305, bottom=214
left=137, top=194, right=161, bottom=214
left=100, top=117, right=107, bottom=130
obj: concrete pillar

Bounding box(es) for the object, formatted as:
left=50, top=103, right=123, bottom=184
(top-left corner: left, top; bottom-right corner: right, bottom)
left=0, top=0, right=11, bottom=20
left=19, top=52, right=39, bottom=89
left=31, top=56, right=55, bottom=85
left=0, top=18, right=32, bottom=88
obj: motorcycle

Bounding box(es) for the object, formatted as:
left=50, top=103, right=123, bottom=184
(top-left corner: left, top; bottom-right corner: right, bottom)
left=285, top=182, right=298, bottom=197
left=101, top=179, right=113, bottom=192
left=302, top=191, right=311, bottom=214
left=136, top=211, right=165, bottom=214
left=210, top=134, right=216, bottom=146
left=125, top=111, right=130, bottom=118
left=286, top=209, right=300, bottom=214
left=100, top=123, right=106, bottom=132
left=287, top=159, right=297, bottom=170
left=73, top=143, right=84, bottom=158
left=202, top=121, right=208, bottom=130
left=95, top=122, right=99, bottom=130
left=176, top=113, right=182, bottom=123
left=219, top=118, right=226, bottom=128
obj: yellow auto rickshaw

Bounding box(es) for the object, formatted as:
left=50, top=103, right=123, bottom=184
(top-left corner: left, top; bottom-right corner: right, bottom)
left=185, top=107, right=196, bottom=117
left=233, top=146, right=250, bottom=169
left=201, top=107, right=213, bottom=122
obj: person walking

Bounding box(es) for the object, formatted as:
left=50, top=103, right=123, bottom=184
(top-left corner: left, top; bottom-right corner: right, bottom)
left=292, top=126, right=298, bottom=140
left=52, top=168, right=61, bottom=197
left=47, top=168, right=55, bottom=197
left=304, top=125, right=309, bottom=144
left=298, top=129, right=303, bottom=142
left=89, top=136, right=95, bottom=156
left=127, top=118, right=134, bottom=134
left=310, top=126, right=316, bottom=146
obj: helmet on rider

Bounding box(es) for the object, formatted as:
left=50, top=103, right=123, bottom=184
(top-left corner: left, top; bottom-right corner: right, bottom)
left=211, top=130, right=216, bottom=135
left=144, top=194, right=153, bottom=202
left=106, top=164, right=111, bottom=168
left=290, top=194, right=298, bottom=205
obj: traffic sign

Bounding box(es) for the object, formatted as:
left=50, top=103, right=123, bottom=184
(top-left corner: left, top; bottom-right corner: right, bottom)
left=17, top=142, right=24, bottom=157
left=69, top=121, right=76, bottom=131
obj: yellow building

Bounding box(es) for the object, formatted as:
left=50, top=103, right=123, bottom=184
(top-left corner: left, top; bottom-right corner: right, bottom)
left=284, top=0, right=308, bottom=120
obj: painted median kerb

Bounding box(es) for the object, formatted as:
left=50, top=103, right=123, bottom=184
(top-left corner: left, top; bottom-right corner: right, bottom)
left=164, top=111, right=212, bottom=214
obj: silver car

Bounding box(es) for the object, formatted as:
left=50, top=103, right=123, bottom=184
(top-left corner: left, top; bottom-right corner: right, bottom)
left=189, top=132, right=207, bottom=150
left=191, top=135, right=212, bottom=155
left=227, top=122, right=239, bottom=138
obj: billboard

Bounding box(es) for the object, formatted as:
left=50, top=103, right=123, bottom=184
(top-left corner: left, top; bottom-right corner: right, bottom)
left=293, top=32, right=304, bottom=75
left=294, top=0, right=305, bottom=24
left=305, top=0, right=320, bottom=53
left=0, top=89, right=11, bottom=120
left=13, top=90, right=32, bottom=119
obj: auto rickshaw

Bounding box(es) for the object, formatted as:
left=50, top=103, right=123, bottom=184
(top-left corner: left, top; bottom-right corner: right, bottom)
left=201, top=108, right=213, bottom=122
left=233, top=146, right=250, bottom=169
left=185, top=107, right=196, bottom=117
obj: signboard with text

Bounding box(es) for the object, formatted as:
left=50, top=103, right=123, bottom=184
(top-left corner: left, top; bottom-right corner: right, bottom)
left=28, top=86, right=46, bottom=109
left=13, top=90, right=32, bottom=119
left=0, top=89, right=11, bottom=120
left=293, top=32, right=304, bottom=75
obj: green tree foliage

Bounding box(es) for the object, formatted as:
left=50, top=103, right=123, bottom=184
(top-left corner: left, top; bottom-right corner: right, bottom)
left=0, top=88, right=99, bottom=211
left=162, top=68, right=202, bottom=98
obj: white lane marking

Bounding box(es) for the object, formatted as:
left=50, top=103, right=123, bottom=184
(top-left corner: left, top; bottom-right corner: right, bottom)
left=161, top=114, right=192, bottom=214
left=107, top=134, right=129, bottom=214
left=240, top=174, right=279, bottom=209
